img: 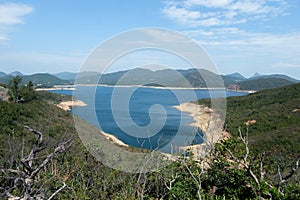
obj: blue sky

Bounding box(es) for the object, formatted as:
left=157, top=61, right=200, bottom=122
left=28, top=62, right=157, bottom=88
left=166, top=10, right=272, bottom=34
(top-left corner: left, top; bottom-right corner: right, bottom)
left=0, top=0, right=299, bottom=79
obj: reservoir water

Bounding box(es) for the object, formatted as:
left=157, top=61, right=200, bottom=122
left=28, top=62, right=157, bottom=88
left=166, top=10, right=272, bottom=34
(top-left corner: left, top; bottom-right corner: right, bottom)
left=52, top=86, right=247, bottom=153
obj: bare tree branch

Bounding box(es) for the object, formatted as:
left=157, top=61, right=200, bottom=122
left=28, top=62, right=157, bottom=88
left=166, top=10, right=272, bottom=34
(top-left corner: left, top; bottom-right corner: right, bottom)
left=47, top=182, right=66, bottom=200
left=1, top=126, right=74, bottom=200
left=164, top=172, right=178, bottom=190
left=24, top=126, right=43, bottom=145
left=260, top=152, right=265, bottom=182
left=30, top=138, right=73, bottom=179
left=182, top=159, right=203, bottom=200
left=277, top=156, right=300, bottom=186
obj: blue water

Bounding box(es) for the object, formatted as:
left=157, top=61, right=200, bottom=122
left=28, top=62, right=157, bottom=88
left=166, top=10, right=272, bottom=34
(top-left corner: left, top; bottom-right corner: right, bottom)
left=51, top=86, right=247, bottom=153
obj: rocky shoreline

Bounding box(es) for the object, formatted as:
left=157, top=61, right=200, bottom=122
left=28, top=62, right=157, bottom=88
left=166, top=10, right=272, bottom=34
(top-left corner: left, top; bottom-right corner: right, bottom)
left=173, top=102, right=230, bottom=159
left=57, top=99, right=229, bottom=160
left=57, top=100, right=87, bottom=111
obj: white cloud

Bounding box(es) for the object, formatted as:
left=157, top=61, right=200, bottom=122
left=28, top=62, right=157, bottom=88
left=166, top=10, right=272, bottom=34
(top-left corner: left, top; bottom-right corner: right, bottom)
left=0, top=2, right=33, bottom=25
left=190, top=29, right=300, bottom=58
left=229, top=1, right=264, bottom=14
left=184, top=0, right=234, bottom=8
left=207, top=32, right=300, bottom=76
left=0, top=2, right=33, bottom=41
left=163, top=0, right=289, bottom=27
left=162, top=1, right=299, bottom=78
left=162, top=3, right=212, bottom=26
left=0, top=35, right=8, bottom=41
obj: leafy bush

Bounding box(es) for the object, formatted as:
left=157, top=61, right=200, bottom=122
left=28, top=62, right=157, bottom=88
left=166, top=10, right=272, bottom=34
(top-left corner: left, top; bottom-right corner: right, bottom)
left=1, top=84, right=299, bottom=199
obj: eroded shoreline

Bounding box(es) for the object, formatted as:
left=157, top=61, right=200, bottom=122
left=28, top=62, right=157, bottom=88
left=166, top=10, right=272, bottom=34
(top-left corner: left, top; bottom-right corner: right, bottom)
left=56, top=99, right=229, bottom=159
left=57, top=100, right=87, bottom=111
left=57, top=100, right=129, bottom=147
left=173, top=102, right=230, bottom=158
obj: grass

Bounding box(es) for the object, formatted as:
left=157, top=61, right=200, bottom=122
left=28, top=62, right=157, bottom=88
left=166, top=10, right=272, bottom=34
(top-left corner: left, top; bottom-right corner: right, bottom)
left=197, top=83, right=300, bottom=163
left=0, top=88, right=299, bottom=199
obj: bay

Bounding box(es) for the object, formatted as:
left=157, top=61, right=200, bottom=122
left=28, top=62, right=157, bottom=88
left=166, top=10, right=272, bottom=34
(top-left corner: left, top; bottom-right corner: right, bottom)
left=51, top=86, right=247, bottom=153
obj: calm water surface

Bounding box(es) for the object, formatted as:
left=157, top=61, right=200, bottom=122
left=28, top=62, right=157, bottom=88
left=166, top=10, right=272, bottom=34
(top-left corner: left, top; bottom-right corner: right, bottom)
left=52, top=86, right=247, bottom=153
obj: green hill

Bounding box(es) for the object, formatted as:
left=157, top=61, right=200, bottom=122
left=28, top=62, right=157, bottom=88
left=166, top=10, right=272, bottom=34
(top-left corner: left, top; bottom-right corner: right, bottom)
left=222, top=72, right=247, bottom=86
left=239, top=77, right=295, bottom=91
left=249, top=73, right=300, bottom=83
left=0, top=73, right=71, bottom=87
left=0, top=72, right=7, bottom=77
left=0, top=75, right=14, bottom=85
left=2, top=69, right=299, bottom=91
left=1, top=89, right=299, bottom=199
left=0, top=92, right=152, bottom=199
left=198, top=83, right=300, bottom=162
left=54, top=72, right=77, bottom=80
left=73, top=68, right=299, bottom=90
left=72, top=68, right=224, bottom=87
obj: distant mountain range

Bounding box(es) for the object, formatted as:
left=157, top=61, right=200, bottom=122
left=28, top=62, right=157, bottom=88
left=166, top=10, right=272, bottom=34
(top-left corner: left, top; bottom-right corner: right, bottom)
left=53, top=72, right=77, bottom=80
left=222, top=72, right=247, bottom=86
left=10, top=71, right=24, bottom=77
left=0, top=68, right=299, bottom=91
left=248, top=73, right=299, bottom=83
left=223, top=73, right=299, bottom=91
left=0, top=72, right=7, bottom=77
left=0, top=72, right=71, bottom=87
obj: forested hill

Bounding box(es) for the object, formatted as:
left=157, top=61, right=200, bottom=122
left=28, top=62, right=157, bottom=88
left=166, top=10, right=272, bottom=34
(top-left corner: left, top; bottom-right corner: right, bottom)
left=1, top=89, right=299, bottom=199
left=198, top=82, right=300, bottom=162
left=1, top=69, right=299, bottom=91
left=0, top=92, right=153, bottom=199
left=239, top=77, right=295, bottom=91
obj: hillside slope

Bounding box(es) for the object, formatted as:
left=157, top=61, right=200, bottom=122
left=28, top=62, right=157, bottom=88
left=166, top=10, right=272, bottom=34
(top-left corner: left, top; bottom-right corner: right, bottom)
left=198, top=83, right=300, bottom=160
left=1, top=91, right=299, bottom=199
left=0, top=73, right=71, bottom=87
left=0, top=92, right=153, bottom=199
left=239, top=77, right=295, bottom=90
left=222, top=72, right=247, bottom=86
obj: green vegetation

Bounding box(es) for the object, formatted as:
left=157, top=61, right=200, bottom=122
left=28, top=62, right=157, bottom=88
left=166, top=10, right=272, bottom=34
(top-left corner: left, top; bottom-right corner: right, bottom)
left=225, top=83, right=300, bottom=172
left=7, top=76, right=37, bottom=103
left=223, top=73, right=299, bottom=90
left=198, top=83, right=300, bottom=183
left=222, top=72, right=247, bottom=86
left=0, top=83, right=299, bottom=199
left=239, top=77, right=295, bottom=91
left=1, top=69, right=299, bottom=90
left=0, top=73, right=71, bottom=88
left=35, top=90, right=72, bottom=104
left=7, top=76, right=23, bottom=103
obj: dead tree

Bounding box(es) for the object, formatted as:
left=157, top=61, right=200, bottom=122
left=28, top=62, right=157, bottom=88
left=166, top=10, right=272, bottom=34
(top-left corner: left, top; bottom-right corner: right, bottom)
left=218, top=127, right=300, bottom=198
left=0, top=126, right=73, bottom=200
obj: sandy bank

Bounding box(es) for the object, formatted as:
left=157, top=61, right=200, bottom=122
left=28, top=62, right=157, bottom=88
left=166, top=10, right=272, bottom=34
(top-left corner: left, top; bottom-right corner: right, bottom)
left=57, top=100, right=87, bottom=111
left=173, top=102, right=230, bottom=159
left=101, top=131, right=129, bottom=147
left=57, top=101, right=128, bottom=147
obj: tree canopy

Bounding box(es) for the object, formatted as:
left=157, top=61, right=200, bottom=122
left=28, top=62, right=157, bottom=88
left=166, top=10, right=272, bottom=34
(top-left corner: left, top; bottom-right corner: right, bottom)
left=7, top=77, right=36, bottom=103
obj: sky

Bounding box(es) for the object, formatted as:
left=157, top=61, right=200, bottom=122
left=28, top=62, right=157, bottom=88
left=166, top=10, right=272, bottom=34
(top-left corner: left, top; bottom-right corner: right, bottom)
left=0, top=0, right=300, bottom=79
